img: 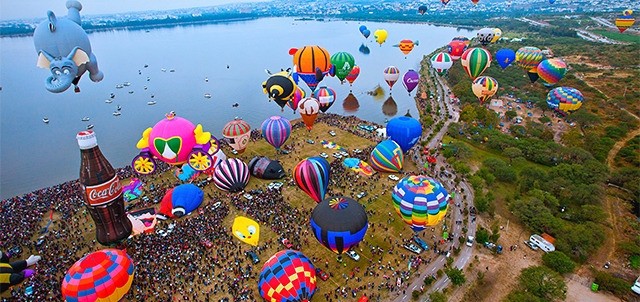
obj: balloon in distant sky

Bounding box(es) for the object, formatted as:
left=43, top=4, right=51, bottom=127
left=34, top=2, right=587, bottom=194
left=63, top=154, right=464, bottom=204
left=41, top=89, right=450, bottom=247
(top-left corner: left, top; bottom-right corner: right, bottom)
left=615, top=10, right=635, bottom=33
left=471, top=76, right=499, bottom=104
left=476, top=28, right=495, bottom=46
left=362, top=29, right=371, bottom=38
left=418, top=5, right=428, bottom=14
left=402, top=69, right=420, bottom=94
left=299, top=97, right=320, bottom=130
left=383, top=66, right=400, bottom=91
left=495, top=48, right=516, bottom=69
left=394, top=39, right=419, bottom=57
left=549, top=0, right=556, bottom=3
left=471, top=0, right=480, bottom=4
left=359, top=25, right=367, bottom=33
left=546, top=87, right=584, bottom=115
left=430, top=52, right=453, bottom=75
left=374, top=29, right=388, bottom=45
left=461, top=48, right=492, bottom=79
left=537, top=58, right=567, bottom=85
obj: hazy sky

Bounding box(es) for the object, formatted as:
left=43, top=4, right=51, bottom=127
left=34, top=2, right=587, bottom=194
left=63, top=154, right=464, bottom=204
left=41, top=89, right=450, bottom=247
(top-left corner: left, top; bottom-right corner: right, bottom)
left=0, top=0, right=269, bottom=21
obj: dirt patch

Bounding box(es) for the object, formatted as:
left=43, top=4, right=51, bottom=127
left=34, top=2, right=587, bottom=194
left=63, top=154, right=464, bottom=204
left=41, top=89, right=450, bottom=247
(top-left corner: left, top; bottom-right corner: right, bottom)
left=565, top=274, right=621, bottom=302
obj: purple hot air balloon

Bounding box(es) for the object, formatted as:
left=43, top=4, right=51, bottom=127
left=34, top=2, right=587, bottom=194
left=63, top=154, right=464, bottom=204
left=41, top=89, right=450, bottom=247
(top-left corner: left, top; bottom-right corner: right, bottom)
left=261, top=116, right=292, bottom=151
left=402, top=69, right=420, bottom=95
left=214, top=158, right=250, bottom=192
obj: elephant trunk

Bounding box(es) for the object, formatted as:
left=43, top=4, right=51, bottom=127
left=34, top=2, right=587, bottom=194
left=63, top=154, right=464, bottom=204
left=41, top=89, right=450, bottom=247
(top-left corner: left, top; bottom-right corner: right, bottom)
left=45, top=74, right=73, bottom=93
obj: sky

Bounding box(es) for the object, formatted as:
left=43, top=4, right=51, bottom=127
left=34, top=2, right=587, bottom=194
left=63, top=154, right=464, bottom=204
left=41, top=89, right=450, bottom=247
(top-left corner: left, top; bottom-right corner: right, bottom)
left=0, top=0, right=269, bottom=21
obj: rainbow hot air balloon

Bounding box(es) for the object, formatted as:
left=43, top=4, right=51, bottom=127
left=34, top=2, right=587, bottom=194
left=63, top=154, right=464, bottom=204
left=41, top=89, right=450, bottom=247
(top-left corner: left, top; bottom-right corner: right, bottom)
left=369, top=140, right=403, bottom=173
left=310, top=196, right=368, bottom=255
left=313, top=86, right=337, bottom=113
left=61, top=249, right=135, bottom=302
left=213, top=158, right=250, bottom=192
left=460, top=48, right=492, bottom=79
left=471, top=76, right=499, bottom=104
left=290, top=45, right=332, bottom=91
left=616, top=10, right=635, bottom=33
left=430, top=52, right=453, bottom=75
left=476, top=28, right=495, bottom=46
left=373, top=29, right=388, bottom=45
left=383, top=66, right=401, bottom=91
left=546, top=87, right=584, bottom=115
left=537, top=58, right=567, bottom=85
left=222, top=117, right=251, bottom=154
left=402, top=69, right=420, bottom=95
left=447, top=40, right=468, bottom=61
left=287, top=86, right=305, bottom=113
left=299, top=97, right=320, bottom=130
left=258, top=250, right=317, bottom=302
left=394, top=39, right=419, bottom=57
left=261, top=116, right=291, bottom=151
left=392, top=175, right=450, bottom=232
left=330, top=52, right=355, bottom=83
left=495, top=48, right=516, bottom=69
left=345, top=65, right=360, bottom=87
left=515, top=46, right=544, bottom=71
left=294, top=157, right=330, bottom=203
left=386, top=116, right=422, bottom=152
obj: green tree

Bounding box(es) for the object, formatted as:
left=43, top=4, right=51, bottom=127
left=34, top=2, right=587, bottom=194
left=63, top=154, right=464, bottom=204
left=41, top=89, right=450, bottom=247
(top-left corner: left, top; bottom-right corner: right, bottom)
left=570, top=110, right=601, bottom=132
left=429, top=291, right=447, bottom=302
left=460, top=104, right=477, bottom=123
left=503, top=147, right=523, bottom=164
left=475, top=227, right=490, bottom=244
left=518, top=266, right=567, bottom=301
left=542, top=251, right=576, bottom=274
left=505, top=110, right=518, bottom=120
left=445, top=267, right=466, bottom=286
left=505, top=291, right=545, bottom=302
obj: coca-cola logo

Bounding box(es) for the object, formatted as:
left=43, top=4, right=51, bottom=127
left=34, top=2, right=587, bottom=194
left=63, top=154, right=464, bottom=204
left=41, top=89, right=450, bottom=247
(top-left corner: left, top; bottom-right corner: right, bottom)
left=84, top=175, right=122, bottom=206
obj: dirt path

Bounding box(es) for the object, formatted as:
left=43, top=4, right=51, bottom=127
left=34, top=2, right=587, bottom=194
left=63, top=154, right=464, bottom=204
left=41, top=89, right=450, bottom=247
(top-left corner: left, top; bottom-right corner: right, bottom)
left=606, top=126, right=640, bottom=169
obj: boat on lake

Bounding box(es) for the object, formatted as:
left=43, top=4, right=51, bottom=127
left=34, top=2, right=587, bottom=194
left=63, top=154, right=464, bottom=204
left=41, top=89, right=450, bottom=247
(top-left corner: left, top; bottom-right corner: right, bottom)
left=204, top=93, right=212, bottom=99
left=43, top=117, right=49, bottom=124
left=86, top=124, right=94, bottom=130
left=81, top=117, right=90, bottom=121
left=113, top=111, right=122, bottom=116
left=147, top=101, right=157, bottom=105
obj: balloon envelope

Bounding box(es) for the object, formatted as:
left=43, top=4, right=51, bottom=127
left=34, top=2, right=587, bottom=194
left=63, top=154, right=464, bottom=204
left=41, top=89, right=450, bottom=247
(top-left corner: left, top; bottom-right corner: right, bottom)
left=258, top=250, right=317, bottom=302
left=392, top=175, right=449, bottom=232
left=537, top=58, right=567, bottom=85
left=291, top=46, right=331, bottom=91
left=615, top=13, right=635, bottom=32
left=293, top=157, right=330, bottom=203
left=369, top=140, right=404, bottom=173
left=171, top=183, right=204, bottom=217
left=299, top=97, right=320, bottom=130
left=330, top=52, right=355, bottom=82
left=476, top=28, right=495, bottom=46
left=314, top=86, right=337, bottom=113
left=261, top=115, right=291, bottom=150
left=345, top=66, right=360, bottom=86
left=495, top=48, right=516, bottom=69
left=461, top=48, right=492, bottom=79
left=249, top=156, right=285, bottom=179
left=430, top=52, right=453, bottom=75
left=383, top=66, right=400, bottom=89
left=214, top=158, right=250, bottom=192
left=402, top=69, right=420, bottom=93
left=263, top=70, right=297, bottom=110
left=472, top=76, right=499, bottom=104
left=546, top=87, right=584, bottom=115
left=222, top=118, right=251, bottom=154
left=373, top=29, right=388, bottom=45
left=233, top=216, right=260, bottom=246
left=447, top=40, right=468, bottom=60
left=386, top=116, right=422, bottom=152
left=515, top=47, right=544, bottom=71
left=310, top=196, right=368, bottom=254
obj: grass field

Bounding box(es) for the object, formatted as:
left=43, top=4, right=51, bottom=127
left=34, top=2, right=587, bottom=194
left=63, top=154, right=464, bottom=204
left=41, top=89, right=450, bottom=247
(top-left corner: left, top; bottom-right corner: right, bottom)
left=590, top=29, right=640, bottom=45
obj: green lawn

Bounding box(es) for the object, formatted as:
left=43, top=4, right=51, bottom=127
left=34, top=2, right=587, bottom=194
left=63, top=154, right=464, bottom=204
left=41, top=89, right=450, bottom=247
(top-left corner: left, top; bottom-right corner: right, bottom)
left=591, top=29, right=640, bottom=45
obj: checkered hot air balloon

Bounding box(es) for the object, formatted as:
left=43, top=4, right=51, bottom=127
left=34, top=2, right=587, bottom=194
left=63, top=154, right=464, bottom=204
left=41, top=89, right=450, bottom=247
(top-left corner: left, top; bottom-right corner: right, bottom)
left=310, top=196, right=368, bottom=254
left=537, top=58, right=567, bottom=85
left=546, top=87, right=584, bottom=116
left=61, top=249, right=135, bottom=302
left=258, top=250, right=317, bottom=302
left=261, top=116, right=291, bottom=151
left=392, top=175, right=450, bottom=232
left=460, top=48, right=492, bottom=79
left=294, top=157, right=330, bottom=203
left=369, top=140, right=404, bottom=173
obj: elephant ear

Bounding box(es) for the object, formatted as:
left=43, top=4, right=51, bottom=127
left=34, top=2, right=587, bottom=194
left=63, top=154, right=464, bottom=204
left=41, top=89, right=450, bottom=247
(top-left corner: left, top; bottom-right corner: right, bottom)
left=68, top=47, right=90, bottom=66
left=36, top=51, right=54, bottom=69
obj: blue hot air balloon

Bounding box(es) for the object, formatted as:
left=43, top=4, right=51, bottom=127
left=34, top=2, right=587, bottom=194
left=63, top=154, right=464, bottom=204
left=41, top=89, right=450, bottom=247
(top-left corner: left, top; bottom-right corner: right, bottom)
left=495, top=48, right=516, bottom=70
left=261, top=116, right=292, bottom=151
left=386, top=116, right=422, bottom=153
left=171, top=184, right=204, bottom=217
left=310, top=196, right=368, bottom=255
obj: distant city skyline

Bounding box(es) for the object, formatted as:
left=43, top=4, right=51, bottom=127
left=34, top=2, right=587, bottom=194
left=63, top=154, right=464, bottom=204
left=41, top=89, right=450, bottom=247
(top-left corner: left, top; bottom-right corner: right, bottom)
left=0, top=0, right=270, bottom=20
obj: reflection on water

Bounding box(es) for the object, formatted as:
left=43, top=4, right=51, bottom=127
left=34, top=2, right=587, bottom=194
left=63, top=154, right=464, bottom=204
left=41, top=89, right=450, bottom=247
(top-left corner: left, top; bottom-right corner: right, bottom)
left=367, top=84, right=386, bottom=101
left=342, top=93, right=360, bottom=113
left=404, top=109, right=413, bottom=118
left=359, top=43, right=370, bottom=55
left=382, top=96, right=398, bottom=117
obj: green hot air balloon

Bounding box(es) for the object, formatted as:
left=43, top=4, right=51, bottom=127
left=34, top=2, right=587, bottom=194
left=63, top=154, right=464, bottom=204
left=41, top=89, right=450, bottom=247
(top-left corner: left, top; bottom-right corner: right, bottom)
left=330, top=52, right=355, bottom=83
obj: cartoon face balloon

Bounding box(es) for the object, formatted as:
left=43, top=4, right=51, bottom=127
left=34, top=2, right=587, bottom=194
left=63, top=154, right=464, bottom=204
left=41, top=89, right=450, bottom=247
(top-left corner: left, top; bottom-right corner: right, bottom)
left=233, top=216, right=260, bottom=246
left=222, top=117, right=251, bottom=154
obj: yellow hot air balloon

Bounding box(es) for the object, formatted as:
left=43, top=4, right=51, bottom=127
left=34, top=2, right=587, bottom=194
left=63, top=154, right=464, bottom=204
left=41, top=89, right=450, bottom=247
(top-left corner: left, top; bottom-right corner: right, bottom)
left=471, top=76, right=499, bottom=104
left=232, top=216, right=260, bottom=246
left=491, top=28, right=502, bottom=43
left=374, top=29, right=388, bottom=46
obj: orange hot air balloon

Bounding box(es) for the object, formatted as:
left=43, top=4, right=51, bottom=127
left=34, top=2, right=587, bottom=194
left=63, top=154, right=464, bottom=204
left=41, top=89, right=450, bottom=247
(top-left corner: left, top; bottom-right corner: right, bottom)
left=394, top=39, right=419, bottom=57
left=299, top=97, right=320, bottom=130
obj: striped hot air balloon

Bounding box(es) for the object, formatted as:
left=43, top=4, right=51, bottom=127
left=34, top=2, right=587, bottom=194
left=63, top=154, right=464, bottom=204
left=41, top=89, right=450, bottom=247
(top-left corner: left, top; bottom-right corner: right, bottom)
left=330, top=52, right=355, bottom=82
left=546, top=87, right=584, bottom=115
left=258, top=250, right=317, bottom=302
left=460, top=48, right=492, bottom=79
left=313, top=86, right=337, bottom=113
left=471, top=76, right=499, bottom=104
left=369, top=140, right=403, bottom=173
left=515, top=47, right=544, bottom=71
left=222, top=117, right=251, bottom=154
left=430, top=52, right=453, bottom=75
left=392, top=175, right=450, bottom=232
left=383, top=66, right=401, bottom=90
left=310, top=196, right=368, bottom=255
left=615, top=10, right=635, bottom=33
left=62, top=249, right=135, bottom=302
left=293, top=157, right=330, bottom=203
left=261, top=116, right=291, bottom=151
left=290, top=45, right=332, bottom=91
left=213, top=158, right=250, bottom=192
left=537, top=58, right=567, bottom=85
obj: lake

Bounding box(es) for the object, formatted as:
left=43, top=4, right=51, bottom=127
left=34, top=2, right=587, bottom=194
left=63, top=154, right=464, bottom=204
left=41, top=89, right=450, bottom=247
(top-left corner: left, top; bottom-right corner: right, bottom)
left=0, top=17, right=473, bottom=199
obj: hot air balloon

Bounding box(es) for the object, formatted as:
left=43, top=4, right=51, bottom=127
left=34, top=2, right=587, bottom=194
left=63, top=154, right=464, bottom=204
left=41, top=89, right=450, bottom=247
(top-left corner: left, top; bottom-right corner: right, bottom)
left=546, top=87, right=584, bottom=115
left=430, top=52, right=453, bottom=75
left=491, top=28, right=502, bottom=43
left=222, top=117, right=251, bottom=154
left=310, top=196, right=368, bottom=255
left=471, top=0, right=480, bottom=4
left=171, top=184, right=204, bottom=217
left=359, top=25, right=371, bottom=38
left=471, top=76, right=499, bottom=104
left=261, top=116, right=291, bottom=151
left=373, top=29, right=388, bottom=46
left=383, top=66, right=401, bottom=92
left=258, top=250, right=317, bottom=302
left=394, top=39, right=419, bottom=57
left=402, top=69, right=420, bottom=95
left=447, top=40, right=468, bottom=60
left=262, top=69, right=297, bottom=111
left=537, top=58, right=567, bottom=85
left=290, top=45, right=332, bottom=91
left=233, top=216, right=260, bottom=246
left=453, top=36, right=471, bottom=46
left=495, top=48, right=516, bottom=69
left=286, top=87, right=304, bottom=113
left=392, top=175, right=449, bottom=232
left=345, top=65, right=360, bottom=89
left=386, top=116, right=422, bottom=152
left=313, top=86, right=337, bottom=113
left=616, top=10, right=635, bottom=33
left=442, top=0, right=451, bottom=5
left=515, top=46, right=544, bottom=71
left=527, top=69, right=540, bottom=83
left=330, top=52, right=355, bottom=83
left=293, top=157, right=330, bottom=203
left=248, top=156, right=285, bottom=179
left=61, top=249, right=134, bottom=302
left=213, top=158, right=250, bottom=192
left=418, top=5, right=428, bottom=14
left=461, top=48, right=492, bottom=79
left=299, top=97, right=320, bottom=130
left=369, top=140, right=404, bottom=173
left=476, top=28, right=495, bottom=46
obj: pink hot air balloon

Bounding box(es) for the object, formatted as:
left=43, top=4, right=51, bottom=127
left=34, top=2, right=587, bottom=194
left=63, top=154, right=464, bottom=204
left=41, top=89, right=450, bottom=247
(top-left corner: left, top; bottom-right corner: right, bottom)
left=402, top=69, right=420, bottom=95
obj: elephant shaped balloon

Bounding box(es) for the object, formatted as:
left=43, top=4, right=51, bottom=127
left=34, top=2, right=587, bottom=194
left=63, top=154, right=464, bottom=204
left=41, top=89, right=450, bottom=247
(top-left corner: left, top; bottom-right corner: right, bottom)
left=33, top=1, right=103, bottom=93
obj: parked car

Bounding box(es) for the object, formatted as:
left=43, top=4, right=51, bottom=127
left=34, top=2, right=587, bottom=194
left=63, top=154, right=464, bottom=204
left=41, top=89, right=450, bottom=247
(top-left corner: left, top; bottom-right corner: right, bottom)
left=356, top=192, right=367, bottom=199
left=306, top=139, right=315, bottom=144
left=281, top=238, right=293, bottom=249
left=466, top=236, right=475, bottom=247
left=524, top=240, right=539, bottom=251
left=246, top=250, right=260, bottom=264
left=339, top=151, right=349, bottom=157
left=332, top=153, right=342, bottom=159
left=249, top=189, right=263, bottom=195
left=243, top=193, right=253, bottom=200
left=315, top=268, right=329, bottom=281
left=402, top=243, right=422, bottom=254
left=346, top=250, right=360, bottom=261
left=35, top=236, right=46, bottom=248
left=388, top=175, right=400, bottom=181
left=319, top=152, right=329, bottom=158
left=328, top=130, right=336, bottom=136
left=413, top=236, right=429, bottom=251
left=353, top=149, right=362, bottom=154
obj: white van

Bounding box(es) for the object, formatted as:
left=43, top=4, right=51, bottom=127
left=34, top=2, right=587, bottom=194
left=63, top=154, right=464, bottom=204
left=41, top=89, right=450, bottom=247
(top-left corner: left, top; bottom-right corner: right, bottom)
left=632, top=276, right=640, bottom=295
left=529, top=234, right=555, bottom=253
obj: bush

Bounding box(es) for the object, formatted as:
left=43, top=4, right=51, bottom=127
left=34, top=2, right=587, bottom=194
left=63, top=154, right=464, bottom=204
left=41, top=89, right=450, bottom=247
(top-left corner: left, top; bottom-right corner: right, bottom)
left=476, top=228, right=490, bottom=244
left=411, top=290, right=421, bottom=300
left=542, top=251, right=576, bottom=274
left=593, top=270, right=632, bottom=297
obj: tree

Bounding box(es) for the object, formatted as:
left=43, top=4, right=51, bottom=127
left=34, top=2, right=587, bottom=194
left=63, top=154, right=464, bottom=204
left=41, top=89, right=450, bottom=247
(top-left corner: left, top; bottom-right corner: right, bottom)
left=569, top=110, right=601, bottom=132
left=505, top=291, right=545, bottom=302
left=445, top=267, right=466, bottom=286
left=429, top=291, right=447, bottom=302
left=542, top=251, right=576, bottom=274
left=475, top=227, right=490, bottom=244
left=503, top=147, right=523, bottom=164
left=518, top=266, right=567, bottom=301
left=505, top=110, right=518, bottom=120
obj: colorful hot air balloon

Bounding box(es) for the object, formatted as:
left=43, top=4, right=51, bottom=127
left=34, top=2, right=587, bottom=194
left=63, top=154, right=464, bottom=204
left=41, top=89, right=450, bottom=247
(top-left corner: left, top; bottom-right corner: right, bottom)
left=248, top=156, right=285, bottom=180
left=287, top=86, right=305, bottom=113
left=515, top=46, right=544, bottom=71
left=495, top=48, right=516, bottom=69
left=262, top=69, right=297, bottom=111
left=537, top=58, right=567, bottom=85
left=171, top=183, right=204, bottom=217
left=299, top=97, right=320, bottom=130
left=359, top=25, right=371, bottom=39
left=258, top=250, right=317, bottom=302
left=213, top=158, right=250, bottom=192
left=369, top=140, right=403, bottom=173
left=261, top=116, right=292, bottom=151
left=471, top=76, right=499, bottom=104
left=290, top=45, right=332, bottom=91
left=222, top=117, right=251, bottom=154
left=313, top=86, right=337, bottom=113
left=345, top=65, right=360, bottom=87
left=546, top=87, right=584, bottom=115
left=461, top=48, right=492, bottom=79
left=453, top=36, right=471, bottom=45
left=471, top=0, right=480, bottom=4
left=383, top=66, right=400, bottom=91
left=430, top=52, right=453, bottom=75
left=616, top=10, right=635, bottom=33
left=394, top=39, right=419, bottom=57
left=61, top=249, right=134, bottom=302
left=386, top=116, right=422, bottom=152
left=294, top=157, right=330, bottom=203
left=392, top=175, right=449, bottom=232
left=373, top=29, right=388, bottom=45
left=491, top=28, right=502, bottom=43
left=447, top=40, right=468, bottom=61
left=330, top=52, right=355, bottom=83
left=402, top=69, right=420, bottom=95
left=476, top=28, right=495, bottom=46
left=233, top=216, right=260, bottom=246
left=418, top=5, right=428, bottom=14
left=310, top=196, right=368, bottom=255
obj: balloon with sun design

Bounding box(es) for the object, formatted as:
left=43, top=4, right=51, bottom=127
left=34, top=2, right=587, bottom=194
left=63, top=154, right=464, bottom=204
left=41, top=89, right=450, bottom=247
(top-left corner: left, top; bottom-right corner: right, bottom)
left=310, top=196, right=368, bottom=255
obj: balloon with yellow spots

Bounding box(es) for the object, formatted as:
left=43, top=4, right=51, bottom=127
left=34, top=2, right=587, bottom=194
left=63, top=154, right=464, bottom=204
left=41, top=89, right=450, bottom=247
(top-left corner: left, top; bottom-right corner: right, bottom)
left=232, top=216, right=260, bottom=246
